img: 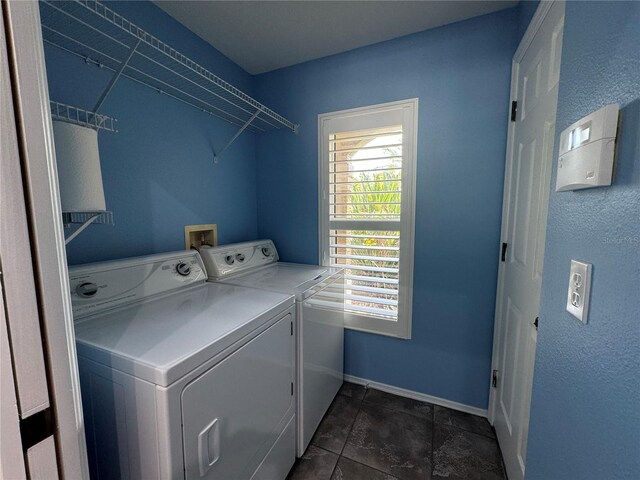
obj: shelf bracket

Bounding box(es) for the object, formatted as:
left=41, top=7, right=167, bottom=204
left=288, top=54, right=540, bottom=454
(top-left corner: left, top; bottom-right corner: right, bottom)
left=62, top=211, right=114, bottom=245
left=64, top=213, right=102, bottom=245
left=93, top=38, right=142, bottom=113
left=213, top=107, right=264, bottom=163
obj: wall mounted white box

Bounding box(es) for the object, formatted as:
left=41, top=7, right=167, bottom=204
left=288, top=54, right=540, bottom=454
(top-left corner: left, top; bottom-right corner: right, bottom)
left=556, top=104, right=619, bottom=191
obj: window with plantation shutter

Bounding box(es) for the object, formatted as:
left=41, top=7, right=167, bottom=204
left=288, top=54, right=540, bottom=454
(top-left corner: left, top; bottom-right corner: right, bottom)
left=319, top=99, right=417, bottom=338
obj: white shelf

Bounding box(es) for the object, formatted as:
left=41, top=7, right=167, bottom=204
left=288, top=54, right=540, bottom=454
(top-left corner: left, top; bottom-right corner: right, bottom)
left=50, top=101, right=116, bottom=131
left=62, top=210, right=114, bottom=226
left=40, top=0, right=298, bottom=134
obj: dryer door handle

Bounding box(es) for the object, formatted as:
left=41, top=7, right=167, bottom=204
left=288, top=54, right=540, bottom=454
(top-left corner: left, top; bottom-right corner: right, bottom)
left=198, top=418, right=220, bottom=476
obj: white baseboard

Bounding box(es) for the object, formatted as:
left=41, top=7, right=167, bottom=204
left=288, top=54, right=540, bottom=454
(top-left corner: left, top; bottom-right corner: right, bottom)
left=344, top=374, right=488, bottom=418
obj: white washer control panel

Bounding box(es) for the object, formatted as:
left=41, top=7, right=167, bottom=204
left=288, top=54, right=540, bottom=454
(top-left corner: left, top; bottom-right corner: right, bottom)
left=199, top=240, right=279, bottom=279
left=68, top=251, right=206, bottom=319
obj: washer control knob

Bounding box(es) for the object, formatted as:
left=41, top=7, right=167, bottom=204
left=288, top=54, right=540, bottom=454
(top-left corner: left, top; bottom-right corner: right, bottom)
left=261, top=247, right=272, bottom=257
left=225, top=254, right=235, bottom=265
left=236, top=253, right=246, bottom=262
left=176, top=262, right=191, bottom=276
left=76, top=282, right=98, bottom=298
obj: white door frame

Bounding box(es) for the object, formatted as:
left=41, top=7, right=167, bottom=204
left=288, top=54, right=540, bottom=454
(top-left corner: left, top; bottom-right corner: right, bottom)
left=488, top=0, right=556, bottom=424
left=2, top=1, right=89, bottom=477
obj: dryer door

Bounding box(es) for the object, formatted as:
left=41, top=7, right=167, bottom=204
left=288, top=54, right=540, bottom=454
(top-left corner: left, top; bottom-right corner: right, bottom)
left=182, top=312, right=294, bottom=480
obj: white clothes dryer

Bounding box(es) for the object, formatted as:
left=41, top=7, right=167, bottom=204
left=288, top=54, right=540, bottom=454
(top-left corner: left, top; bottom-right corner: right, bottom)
left=69, top=250, right=296, bottom=479
left=199, top=240, right=345, bottom=456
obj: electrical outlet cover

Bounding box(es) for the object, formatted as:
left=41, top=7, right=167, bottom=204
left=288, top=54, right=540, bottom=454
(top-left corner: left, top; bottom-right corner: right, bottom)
left=566, top=260, right=592, bottom=323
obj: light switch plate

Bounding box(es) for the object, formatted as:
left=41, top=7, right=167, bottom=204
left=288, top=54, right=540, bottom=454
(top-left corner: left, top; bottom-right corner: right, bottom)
left=566, top=260, right=592, bottom=323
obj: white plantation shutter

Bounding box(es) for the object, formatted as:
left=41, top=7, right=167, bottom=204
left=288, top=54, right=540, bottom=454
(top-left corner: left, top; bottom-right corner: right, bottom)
left=329, top=126, right=402, bottom=319
left=319, top=100, right=417, bottom=339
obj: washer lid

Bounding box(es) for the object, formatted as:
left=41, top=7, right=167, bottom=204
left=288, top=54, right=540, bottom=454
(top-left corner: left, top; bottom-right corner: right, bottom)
left=74, top=283, right=293, bottom=387
left=217, top=263, right=343, bottom=300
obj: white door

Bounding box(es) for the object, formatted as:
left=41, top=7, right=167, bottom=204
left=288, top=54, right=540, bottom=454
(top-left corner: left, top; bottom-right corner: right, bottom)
left=489, top=3, right=564, bottom=480
left=1, top=1, right=89, bottom=477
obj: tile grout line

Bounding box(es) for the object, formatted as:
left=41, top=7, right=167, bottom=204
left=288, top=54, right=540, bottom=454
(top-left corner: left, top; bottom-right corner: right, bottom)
left=326, top=389, right=366, bottom=479
left=309, top=384, right=504, bottom=480
left=340, top=455, right=404, bottom=479
left=340, top=387, right=427, bottom=480
left=437, top=421, right=499, bottom=441
left=335, top=388, right=366, bottom=478
left=307, top=445, right=340, bottom=479
left=361, top=399, right=433, bottom=421
left=338, top=392, right=365, bottom=456
left=361, top=386, right=436, bottom=479
left=314, top=443, right=403, bottom=480
left=432, top=403, right=499, bottom=440
left=335, top=394, right=408, bottom=480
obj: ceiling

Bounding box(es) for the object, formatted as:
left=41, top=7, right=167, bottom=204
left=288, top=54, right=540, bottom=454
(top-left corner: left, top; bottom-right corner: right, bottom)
left=154, top=1, right=519, bottom=75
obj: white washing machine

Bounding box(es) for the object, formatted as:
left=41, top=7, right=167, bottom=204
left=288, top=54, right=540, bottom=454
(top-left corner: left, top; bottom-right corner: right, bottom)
left=198, top=240, right=345, bottom=456
left=69, top=250, right=297, bottom=479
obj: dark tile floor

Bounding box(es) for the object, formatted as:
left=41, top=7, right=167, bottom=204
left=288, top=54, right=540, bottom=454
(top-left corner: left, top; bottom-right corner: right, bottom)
left=287, top=382, right=506, bottom=480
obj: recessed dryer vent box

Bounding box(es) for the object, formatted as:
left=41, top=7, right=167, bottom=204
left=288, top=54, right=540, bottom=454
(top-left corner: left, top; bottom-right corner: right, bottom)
left=184, top=224, right=217, bottom=250
left=556, top=104, right=619, bottom=192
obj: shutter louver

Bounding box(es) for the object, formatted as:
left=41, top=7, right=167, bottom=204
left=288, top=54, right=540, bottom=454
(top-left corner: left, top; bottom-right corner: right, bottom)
left=328, top=126, right=402, bottom=321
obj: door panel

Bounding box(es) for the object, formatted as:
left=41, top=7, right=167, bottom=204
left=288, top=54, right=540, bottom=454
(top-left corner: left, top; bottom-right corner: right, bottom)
left=2, top=1, right=91, bottom=476
left=521, top=55, right=541, bottom=120
left=548, top=22, right=564, bottom=91
left=500, top=298, right=522, bottom=433
left=511, top=137, right=536, bottom=267
left=533, top=120, right=557, bottom=281
left=490, top=3, right=565, bottom=480
left=182, top=314, right=294, bottom=480
left=0, top=287, right=27, bottom=479
left=0, top=1, right=50, bottom=418
left=26, top=437, right=59, bottom=480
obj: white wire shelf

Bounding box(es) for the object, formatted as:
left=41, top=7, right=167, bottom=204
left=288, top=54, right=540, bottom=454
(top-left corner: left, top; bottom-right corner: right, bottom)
left=62, top=210, right=114, bottom=226
left=50, top=101, right=117, bottom=131
left=40, top=0, right=298, bottom=134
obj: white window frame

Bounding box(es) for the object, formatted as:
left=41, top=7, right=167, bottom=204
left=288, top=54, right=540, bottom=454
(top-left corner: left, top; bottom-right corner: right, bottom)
left=318, top=99, right=418, bottom=339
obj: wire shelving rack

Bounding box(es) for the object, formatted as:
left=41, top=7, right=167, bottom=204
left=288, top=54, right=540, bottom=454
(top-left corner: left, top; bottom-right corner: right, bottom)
left=50, top=101, right=117, bottom=131
left=39, top=0, right=299, bottom=137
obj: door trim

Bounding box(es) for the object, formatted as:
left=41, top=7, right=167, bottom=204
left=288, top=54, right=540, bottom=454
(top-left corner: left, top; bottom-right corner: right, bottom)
left=488, top=0, right=556, bottom=424
left=3, top=1, right=89, bottom=477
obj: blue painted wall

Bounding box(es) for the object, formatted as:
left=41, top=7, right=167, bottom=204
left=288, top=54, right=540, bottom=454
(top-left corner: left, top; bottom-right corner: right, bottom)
left=517, top=0, right=540, bottom=40
left=45, top=1, right=259, bottom=265
left=527, top=2, right=640, bottom=478
left=254, top=8, right=520, bottom=408
left=45, top=0, right=640, bottom=472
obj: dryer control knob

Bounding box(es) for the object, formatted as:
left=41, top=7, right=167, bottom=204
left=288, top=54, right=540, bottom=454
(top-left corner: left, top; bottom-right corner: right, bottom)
left=261, top=247, right=272, bottom=257
left=225, top=254, right=235, bottom=265
left=236, top=253, right=246, bottom=262
left=176, top=262, right=191, bottom=276
left=76, top=282, right=98, bottom=298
